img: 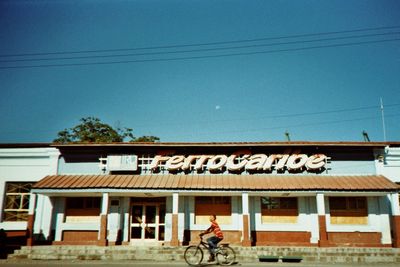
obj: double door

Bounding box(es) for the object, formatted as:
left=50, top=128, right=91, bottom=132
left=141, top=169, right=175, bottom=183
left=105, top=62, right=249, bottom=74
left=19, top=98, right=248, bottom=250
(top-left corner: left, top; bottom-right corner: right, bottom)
left=130, top=203, right=165, bottom=243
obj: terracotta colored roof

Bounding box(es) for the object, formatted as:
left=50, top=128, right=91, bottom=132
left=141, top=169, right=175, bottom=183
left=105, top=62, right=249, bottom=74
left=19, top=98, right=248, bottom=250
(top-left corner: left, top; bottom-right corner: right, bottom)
left=33, top=174, right=399, bottom=192
left=1, top=141, right=400, bottom=149
left=51, top=141, right=400, bottom=147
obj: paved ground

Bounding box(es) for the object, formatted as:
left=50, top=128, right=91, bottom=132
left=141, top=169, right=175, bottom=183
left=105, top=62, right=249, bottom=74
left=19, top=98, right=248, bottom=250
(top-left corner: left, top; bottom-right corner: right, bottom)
left=1, top=260, right=400, bottom=267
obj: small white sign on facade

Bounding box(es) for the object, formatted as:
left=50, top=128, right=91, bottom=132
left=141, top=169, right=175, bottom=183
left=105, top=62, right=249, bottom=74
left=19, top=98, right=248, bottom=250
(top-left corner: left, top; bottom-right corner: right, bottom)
left=107, top=155, right=138, bottom=171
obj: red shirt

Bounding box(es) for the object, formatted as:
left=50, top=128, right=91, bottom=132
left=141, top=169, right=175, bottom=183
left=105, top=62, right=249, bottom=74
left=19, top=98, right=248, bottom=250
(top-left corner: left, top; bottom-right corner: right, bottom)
left=210, top=220, right=223, bottom=239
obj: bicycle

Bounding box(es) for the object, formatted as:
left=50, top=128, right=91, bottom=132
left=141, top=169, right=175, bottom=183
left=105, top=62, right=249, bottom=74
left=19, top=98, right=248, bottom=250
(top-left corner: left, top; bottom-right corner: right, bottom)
left=184, top=235, right=236, bottom=266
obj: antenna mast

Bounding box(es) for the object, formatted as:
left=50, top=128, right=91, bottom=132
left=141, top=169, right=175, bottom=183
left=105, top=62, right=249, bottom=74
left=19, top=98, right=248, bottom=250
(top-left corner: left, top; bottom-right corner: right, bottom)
left=380, top=97, right=387, bottom=141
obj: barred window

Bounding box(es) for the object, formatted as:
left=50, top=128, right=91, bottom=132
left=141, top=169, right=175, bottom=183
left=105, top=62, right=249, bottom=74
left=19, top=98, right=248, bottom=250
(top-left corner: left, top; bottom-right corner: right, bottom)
left=261, top=197, right=298, bottom=213
left=3, top=182, right=33, bottom=221
left=195, top=196, right=231, bottom=224
left=329, top=197, right=367, bottom=215
left=329, top=197, right=368, bottom=225
left=65, top=197, right=101, bottom=217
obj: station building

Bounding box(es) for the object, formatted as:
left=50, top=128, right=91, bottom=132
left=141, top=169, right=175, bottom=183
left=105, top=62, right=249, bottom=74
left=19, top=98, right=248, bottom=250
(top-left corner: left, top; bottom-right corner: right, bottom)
left=0, top=142, right=400, bottom=248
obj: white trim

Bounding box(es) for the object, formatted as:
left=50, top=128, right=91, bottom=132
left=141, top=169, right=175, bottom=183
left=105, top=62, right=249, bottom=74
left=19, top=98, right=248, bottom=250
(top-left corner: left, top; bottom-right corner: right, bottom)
left=0, top=221, right=27, bottom=230
left=101, top=193, right=109, bottom=215
left=54, top=197, right=65, bottom=241
left=122, top=197, right=130, bottom=242
left=316, top=193, right=325, bottom=216
left=28, top=193, right=36, bottom=215
left=242, top=192, right=249, bottom=215
left=31, top=188, right=394, bottom=196
left=391, top=193, right=400, bottom=216
left=379, top=195, right=392, bottom=244
left=172, top=193, right=179, bottom=214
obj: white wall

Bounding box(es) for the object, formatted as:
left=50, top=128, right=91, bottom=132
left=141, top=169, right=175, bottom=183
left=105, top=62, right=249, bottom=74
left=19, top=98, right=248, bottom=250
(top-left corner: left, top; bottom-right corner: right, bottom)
left=375, top=147, right=400, bottom=183
left=0, top=147, right=60, bottom=232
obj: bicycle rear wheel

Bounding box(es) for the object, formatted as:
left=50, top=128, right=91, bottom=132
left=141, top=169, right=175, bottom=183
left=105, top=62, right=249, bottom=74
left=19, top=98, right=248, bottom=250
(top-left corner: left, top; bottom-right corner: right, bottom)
left=184, top=245, right=203, bottom=266
left=216, top=246, right=236, bottom=266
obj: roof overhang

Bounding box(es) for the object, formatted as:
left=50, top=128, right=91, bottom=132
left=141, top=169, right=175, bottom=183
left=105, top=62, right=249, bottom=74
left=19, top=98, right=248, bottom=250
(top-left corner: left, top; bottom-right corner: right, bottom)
left=51, top=141, right=400, bottom=148
left=32, top=174, right=400, bottom=196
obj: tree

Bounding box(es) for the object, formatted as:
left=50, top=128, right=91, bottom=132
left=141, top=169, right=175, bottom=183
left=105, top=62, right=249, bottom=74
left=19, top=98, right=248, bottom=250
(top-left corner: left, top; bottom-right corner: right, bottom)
left=134, top=135, right=160, bottom=142
left=53, top=117, right=159, bottom=143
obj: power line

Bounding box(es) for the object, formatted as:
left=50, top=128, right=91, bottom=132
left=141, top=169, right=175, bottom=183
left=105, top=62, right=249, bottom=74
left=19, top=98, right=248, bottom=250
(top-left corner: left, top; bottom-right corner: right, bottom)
left=1, top=38, right=399, bottom=70
left=205, top=113, right=400, bottom=135
left=133, top=104, right=400, bottom=128
left=1, top=104, right=399, bottom=136
left=1, top=31, right=399, bottom=63
left=1, top=25, right=399, bottom=58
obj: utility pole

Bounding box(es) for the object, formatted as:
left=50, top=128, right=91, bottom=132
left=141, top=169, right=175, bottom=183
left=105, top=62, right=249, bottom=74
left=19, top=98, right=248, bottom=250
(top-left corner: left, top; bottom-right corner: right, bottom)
left=380, top=97, right=387, bottom=141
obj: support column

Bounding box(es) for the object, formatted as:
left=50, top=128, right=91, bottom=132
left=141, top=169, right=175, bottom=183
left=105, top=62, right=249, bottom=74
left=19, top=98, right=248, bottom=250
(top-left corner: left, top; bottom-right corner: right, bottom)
left=26, top=193, right=37, bottom=246
left=122, top=197, right=130, bottom=243
left=391, top=193, right=400, bottom=247
left=241, top=193, right=251, bottom=246
left=170, top=193, right=179, bottom=246
left=316, top=193, right=329, bottom=247
left=54, top=198, right=65, bottom=242
left=99, top=193, right=109, bottom=246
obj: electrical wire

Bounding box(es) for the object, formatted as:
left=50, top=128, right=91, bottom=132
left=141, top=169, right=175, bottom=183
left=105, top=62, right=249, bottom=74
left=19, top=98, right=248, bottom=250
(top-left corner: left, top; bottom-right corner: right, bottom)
left=1, top=31, right=399, bottom=63
left=2, top=104, right=398, bottom=136
left=205, top=113, right=400, bottom=135
left=1, top=25, right=399, bottom=58
left=131, top=104, right=400, bottom=128
left=1, top=38, right=399, bottom=70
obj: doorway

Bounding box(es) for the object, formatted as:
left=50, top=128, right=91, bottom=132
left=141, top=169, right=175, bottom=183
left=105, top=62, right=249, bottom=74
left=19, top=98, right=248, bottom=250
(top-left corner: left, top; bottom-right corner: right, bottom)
left=130, top=198, right=166, bottom=244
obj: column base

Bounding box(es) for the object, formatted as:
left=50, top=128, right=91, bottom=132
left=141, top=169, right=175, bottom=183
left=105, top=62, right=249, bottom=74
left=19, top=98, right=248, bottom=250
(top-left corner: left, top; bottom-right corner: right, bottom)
left=26, top=214, right=35, bottom=246
left=170, top=214, right=179, bottom=246
left=241, top=240, right=252, bottom=247
left=318, top=240, right=330, bottom=247
left=242, top=214, right=251, bottom=247
left=318, top=215, right=329, bottom=247
left=392, top=215, right=400, bottom=248
left=98, top=240, right=108, bottom=246
left=99, top=214, right=108, bottom=247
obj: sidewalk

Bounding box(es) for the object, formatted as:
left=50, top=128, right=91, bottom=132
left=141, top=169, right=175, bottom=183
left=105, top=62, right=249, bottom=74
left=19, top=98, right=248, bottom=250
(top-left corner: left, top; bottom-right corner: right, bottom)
left=1, top=260, right=400, bottom=267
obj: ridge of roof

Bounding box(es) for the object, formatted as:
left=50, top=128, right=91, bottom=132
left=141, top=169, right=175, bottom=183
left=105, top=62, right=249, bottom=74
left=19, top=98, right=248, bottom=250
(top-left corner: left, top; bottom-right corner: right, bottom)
left=1, top=141, right=399, bottom=149
left=0, top=143, right=51, bottom=148
left=50, top=141, right=400, bottom=147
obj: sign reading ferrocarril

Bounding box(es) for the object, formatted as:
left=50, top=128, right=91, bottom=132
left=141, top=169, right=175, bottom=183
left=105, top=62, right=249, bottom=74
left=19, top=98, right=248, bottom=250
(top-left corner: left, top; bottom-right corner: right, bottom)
left=150, top=153, right=328, bottom=173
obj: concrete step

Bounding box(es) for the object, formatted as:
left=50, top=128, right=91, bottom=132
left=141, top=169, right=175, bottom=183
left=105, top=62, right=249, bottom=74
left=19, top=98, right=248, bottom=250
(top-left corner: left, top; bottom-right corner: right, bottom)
left=8, top=245, right=400, bottom=264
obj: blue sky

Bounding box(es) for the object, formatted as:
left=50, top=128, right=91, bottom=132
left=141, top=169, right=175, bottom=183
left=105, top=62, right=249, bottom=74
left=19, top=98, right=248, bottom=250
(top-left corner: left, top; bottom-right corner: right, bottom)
left=0, top=0, right=399, bottom=143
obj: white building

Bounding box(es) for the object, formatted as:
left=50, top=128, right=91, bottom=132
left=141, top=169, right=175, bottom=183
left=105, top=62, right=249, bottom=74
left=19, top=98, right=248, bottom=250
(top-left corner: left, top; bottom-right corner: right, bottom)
left=1, top=142, right=399, bottom=248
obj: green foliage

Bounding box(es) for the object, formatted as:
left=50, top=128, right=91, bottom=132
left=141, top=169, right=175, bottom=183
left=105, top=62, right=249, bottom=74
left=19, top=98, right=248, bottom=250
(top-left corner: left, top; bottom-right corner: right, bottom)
left=134, top=136, right=160, bottom=142
left=53, top=117, right=159, bottom=143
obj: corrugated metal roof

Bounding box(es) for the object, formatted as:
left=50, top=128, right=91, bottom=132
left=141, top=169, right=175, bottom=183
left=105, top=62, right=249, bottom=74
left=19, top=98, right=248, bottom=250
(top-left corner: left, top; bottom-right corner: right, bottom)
left=1, top=141, right=400, bottom=149
left=51, top=141, right=400, bottom=147
left=33, top=174, right=400, bottom=192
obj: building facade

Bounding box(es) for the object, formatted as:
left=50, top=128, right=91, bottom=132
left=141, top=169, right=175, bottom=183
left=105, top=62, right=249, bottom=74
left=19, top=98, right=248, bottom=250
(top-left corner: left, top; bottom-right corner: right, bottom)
left=1, top=142, right=400, bottom=248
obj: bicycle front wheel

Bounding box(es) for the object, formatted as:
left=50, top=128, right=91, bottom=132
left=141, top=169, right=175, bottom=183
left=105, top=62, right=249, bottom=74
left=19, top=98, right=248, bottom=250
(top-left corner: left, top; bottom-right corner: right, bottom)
left=216, top=246, right=236, bottom=266
left=184, top=245, right=203, bottom=266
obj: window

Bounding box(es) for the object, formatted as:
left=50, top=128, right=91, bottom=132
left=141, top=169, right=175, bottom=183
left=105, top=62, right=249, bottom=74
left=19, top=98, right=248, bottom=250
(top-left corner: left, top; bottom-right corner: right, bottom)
left=261, top=197, right=298, bottom=214
left=3, top=182, right=33, bottom=221
left=65, top=197, right=101, bottom=222
left=329, top=197, right=367, bottom=214
left=329, top=197, right=368, bottom=225
left=66, top=197, right=101, bottom=210
left=195, top=196, right=231, bottom=224
left=260, top=197, right=298, bottom=223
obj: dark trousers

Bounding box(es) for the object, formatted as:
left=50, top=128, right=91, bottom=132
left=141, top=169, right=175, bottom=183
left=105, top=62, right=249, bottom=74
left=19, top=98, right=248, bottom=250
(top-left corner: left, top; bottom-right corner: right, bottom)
left=207, top=236, right=222, bottom=255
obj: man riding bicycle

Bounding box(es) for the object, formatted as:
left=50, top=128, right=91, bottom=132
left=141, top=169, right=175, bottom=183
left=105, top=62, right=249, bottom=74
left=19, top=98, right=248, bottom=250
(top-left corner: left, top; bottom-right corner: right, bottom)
left=199, top=214, right=224, bottom=262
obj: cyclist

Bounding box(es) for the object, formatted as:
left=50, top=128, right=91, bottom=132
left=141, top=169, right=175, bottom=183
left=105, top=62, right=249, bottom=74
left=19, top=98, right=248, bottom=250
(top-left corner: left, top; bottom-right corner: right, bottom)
left=199, top=214, right=224, bottom=262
